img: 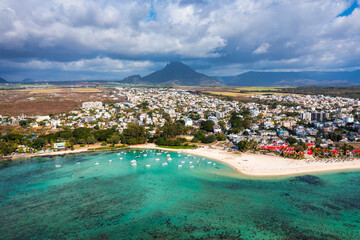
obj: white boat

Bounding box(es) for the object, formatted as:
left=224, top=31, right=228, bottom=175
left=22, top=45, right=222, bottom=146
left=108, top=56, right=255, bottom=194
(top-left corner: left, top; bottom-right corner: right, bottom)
left=76, top=161, right=80, bottom=164
left=181, top=161, right=185, bottom=164
left=94, top=162, right=99, bottom=165
left=109, top=160, right=112, bottom=163
left=131, top=160, right=137, bottom=163
left=207, top=161, right=212, bottom=164
left=213, top=163, right=216, bottom=165
left=185, top=157, right=188, bottom=159
left=55, top=164, right=61, bottom=168
left=143, top=154, right=147, bottom=157
left=131, top=163, right=137, bottom=166
left=119, top=157, right=123, bottom=160
left=156, top=153, right=161, bottom=155
left=117, top=153, right=120, bottom=156
left=155, top=158, right=160, bottom=161
left=178, top=164, right=182, bottom=167
left=178, top=154, right=181, bottom=157
left=162, top=162, right=168, bottom=166
left=146, top=164, right=151, bottom=168
left=167, top=158, right=172, bottom=161
left=189, top=165, right=194, bottom=168
left=189, top=161, right=193, bottom=164
left=166, top=154, right=170, bottom=157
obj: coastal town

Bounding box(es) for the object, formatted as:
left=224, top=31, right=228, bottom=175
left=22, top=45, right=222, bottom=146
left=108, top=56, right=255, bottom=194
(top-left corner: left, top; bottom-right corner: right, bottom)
left=1, top=87, right=360, bottom=161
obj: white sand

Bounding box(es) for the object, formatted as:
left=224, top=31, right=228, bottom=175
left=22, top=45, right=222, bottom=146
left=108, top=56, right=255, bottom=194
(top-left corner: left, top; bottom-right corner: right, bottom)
left=131, top=144, right=360, bottom=177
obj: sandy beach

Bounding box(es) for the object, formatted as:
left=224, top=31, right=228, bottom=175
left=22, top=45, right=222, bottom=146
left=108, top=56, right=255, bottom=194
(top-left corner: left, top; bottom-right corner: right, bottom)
left=4, top=143, right=360, bottom=177
left=130, top=143, right=360, bottom=177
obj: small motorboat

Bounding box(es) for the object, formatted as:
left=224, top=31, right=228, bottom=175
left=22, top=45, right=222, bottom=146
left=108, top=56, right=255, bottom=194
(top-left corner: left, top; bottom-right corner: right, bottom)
left=189, top=161, right=193, bottom=164
left=119, top=157, right=123, bottom=160
left=109, top=160, right=112, bottom=163
left=131, top=160, right=137, bottom=163
left=155, top=158, right=160, bottom=161
left=146, top=164, right=151, bottom=168
left=178, top=164, right=182, bottom=167
left=189, top=165, right=194, bottom=168
left=135, top=155, right=140, bottom=158
left=167, top=158, right=172, bottom=161
left=162, top=162, right=168, bottom=166
left=76, top=161, right=80, bottom=164
left=143, top=154, right=147, bottom=157
left=207, top=161, right=212, bottom=164
left=181, top=161, right=185, bottom=164
left=131, top=163, right=137, bottom=166
left=166, top=154, right=170, bottom=157
left=55, top=164, right=61, bottom=168
left=94, top=162, right=99, bottom=165
left=213, top=163, right=216, bottom=166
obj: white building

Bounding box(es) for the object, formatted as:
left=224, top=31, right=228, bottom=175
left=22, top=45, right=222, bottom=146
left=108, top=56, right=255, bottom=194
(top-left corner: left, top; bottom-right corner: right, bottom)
left=185, top=118, right=193, bottom=127
left=82, top=101, right=103, bottom=110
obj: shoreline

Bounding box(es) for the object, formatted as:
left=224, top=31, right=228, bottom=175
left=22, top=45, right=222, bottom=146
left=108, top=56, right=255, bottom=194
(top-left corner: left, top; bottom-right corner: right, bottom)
left=3, top=143, right=360, bottom=178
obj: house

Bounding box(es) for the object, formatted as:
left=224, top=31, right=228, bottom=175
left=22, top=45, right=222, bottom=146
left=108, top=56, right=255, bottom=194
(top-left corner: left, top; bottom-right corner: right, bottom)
left=185, top=118, right=193, bottom=127
left=54, top=142, right=66, bottom=150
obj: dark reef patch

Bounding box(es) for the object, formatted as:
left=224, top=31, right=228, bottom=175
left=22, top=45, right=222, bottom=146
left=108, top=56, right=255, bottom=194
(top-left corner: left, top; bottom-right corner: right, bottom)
left=290, top=175, right=325, bottom=186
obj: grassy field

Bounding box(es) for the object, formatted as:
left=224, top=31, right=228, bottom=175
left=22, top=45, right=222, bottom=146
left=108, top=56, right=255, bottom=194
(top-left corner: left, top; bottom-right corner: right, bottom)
left=234, top=87, right=284, bottom=91
left=20, top=88, right=103, bottom=94
left=204, top=90, right=291, bottom=97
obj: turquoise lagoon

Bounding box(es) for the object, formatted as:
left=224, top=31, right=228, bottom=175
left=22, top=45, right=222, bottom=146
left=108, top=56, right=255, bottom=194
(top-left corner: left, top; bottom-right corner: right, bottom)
left=1, top=149, right=360, bottom=239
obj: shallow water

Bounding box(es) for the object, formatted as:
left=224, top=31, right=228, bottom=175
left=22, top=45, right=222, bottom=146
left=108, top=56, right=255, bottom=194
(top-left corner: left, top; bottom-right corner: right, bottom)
left=1, top=149, right=360, bottom=239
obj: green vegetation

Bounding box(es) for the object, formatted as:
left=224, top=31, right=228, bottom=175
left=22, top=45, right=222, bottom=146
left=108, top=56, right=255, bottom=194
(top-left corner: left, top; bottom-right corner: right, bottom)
left=88, top=145, right=127, bottom=151
left=157, top=145, right=197, bottom=149
left=278, top=86, right=360, bottom=99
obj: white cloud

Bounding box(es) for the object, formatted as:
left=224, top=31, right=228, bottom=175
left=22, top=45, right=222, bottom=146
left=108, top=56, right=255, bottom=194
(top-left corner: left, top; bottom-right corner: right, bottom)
left=0, top=0, right=360, bottom=78
left=253, top=43, right=271, bottom=54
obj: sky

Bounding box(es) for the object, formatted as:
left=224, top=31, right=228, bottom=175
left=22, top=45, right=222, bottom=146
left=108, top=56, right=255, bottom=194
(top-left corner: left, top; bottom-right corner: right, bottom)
left=0, top=0, right=360, bottom=81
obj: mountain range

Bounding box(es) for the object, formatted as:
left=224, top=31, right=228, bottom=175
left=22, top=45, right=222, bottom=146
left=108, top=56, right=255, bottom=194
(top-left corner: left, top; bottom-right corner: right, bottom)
left=217, top=70, right=360, bottom=86
left=121, top=61, right=223, bottom=87
left=0, top=77, right=8, bottom=83
left=121, top=62, right=360, bottom=86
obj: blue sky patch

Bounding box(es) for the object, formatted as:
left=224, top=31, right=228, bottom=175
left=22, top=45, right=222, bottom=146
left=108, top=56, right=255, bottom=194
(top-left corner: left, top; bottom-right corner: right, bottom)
left=338, top=0, right=359, bottom=17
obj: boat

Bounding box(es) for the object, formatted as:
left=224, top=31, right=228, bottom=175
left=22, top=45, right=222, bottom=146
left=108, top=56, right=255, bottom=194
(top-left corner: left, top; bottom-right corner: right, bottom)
left=178, top=164, right=182, bottom=167
left=167, top=158, right=172, bottom=161
left=189, top=161, right=193, bottom=164
left=55, top=164, right=61, bottom=168
left=155, top=158, right=160, bottom=161
left=94, top=162, right=99, bottom=165
left=213, top=163, right=216, bottom=165
left=207, top=161, right=212, bottom=164
left=109, top=160, right=112, bottom=163
left=189, top=165, right=194, bottom=168
left=181, top=161, right=185, bottom=164
left=146, top=164, right=151, bottom=168
left=131, top=163, right=137, bottom=166
left=143, top=154, right=147, bottom=157
left=119, top=157, right=123, bottom=160
left=162, top=162, right=168, bottom=166
left=135, top=155, right=140, bottom=158
left=131, top=160, right=137, bottom=163
left=166, top=154, right=170, bottom=157
left=76, top=161, right=80, bottom=164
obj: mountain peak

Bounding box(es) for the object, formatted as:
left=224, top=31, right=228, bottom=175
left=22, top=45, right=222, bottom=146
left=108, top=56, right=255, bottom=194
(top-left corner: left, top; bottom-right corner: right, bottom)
left=0, top=77, right=8, bottom=83
left=122, top=61, right=223, bottom=86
